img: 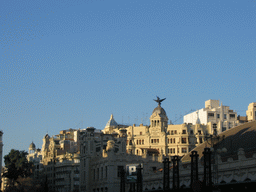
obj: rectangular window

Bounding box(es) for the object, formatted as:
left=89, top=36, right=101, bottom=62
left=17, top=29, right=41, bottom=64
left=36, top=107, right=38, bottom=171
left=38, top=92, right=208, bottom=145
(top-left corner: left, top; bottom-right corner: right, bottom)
left=173, top=148, right=175, bottom=154
left=190, top=130, right=193, bottom=134
left=157, top=139, right=159, bottom=143
left=151, top=139, right=153, bottom=143
left=170, top=138, right=172, bottom=143
left=142, top=140, right=144, bottom=144
left=137, top=140, right=138, bottom=145
left=182, top=130, right=186, bottom=134
left=140, top=132, right=142, bottom=135
left=177, top=148, right=179, bottom=153
left=173, top=138, right=175, bottom=143
left=217, top=114, right=220, bottom=118
left=230, top=114, right=235, bottom=118
left=224, top=114, right=227, bottom=119
left=208, top=113, right=214, bottom=117
left=139, top=140, right=141, bottom=145
left=168, top=139, right=169, bottom=144
left=182, top=148, right=187, bottom=153
left=182, top=138, right=186, bottom=144
left=171, top=131, right=174, bottom=135
left=174, top=130, right=177, bottom=134
left=199, top=138, right=203, bottom=143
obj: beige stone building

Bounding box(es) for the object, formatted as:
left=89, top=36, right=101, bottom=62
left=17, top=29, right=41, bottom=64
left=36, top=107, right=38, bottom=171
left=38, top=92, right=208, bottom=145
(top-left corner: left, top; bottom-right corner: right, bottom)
left=78, top=100, right=215, bottom=191
left=103, top=102, right=209, bottom=158
left=246, top=102, right=256, bottom=121
left=1, top=167, right=8, bottom=192
left=42, top=129, right=81, bottom=192
left=27, top=142, right=44, bottom=179
left=79, top=126, right=164, bottom=192
left=184, top=99, right=240, bottom=134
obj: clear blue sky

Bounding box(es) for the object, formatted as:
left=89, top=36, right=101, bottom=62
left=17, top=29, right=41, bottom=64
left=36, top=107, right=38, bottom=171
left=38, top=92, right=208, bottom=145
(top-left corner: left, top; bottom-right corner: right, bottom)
left=1, top=0, right=255, bottom=163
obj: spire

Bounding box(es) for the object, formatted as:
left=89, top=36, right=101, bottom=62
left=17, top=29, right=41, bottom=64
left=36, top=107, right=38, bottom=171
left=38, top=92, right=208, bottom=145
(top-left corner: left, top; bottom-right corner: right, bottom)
left=106, top=114, right=118, bottom=127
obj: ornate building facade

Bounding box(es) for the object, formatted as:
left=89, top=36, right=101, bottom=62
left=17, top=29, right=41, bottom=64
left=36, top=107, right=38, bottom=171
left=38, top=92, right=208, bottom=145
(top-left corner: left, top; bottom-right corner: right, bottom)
left=103, top=100, right=210, bottom=158
left=41, top=129, right=81, bottom=192
left=27, top=142, right=44, bottom=179
left=79, top=98, right=214, bottom=192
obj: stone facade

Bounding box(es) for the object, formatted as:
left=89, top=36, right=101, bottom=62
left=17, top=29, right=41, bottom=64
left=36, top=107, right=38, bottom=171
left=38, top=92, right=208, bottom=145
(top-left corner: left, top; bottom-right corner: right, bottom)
left=246, top=102, right=256, bottom=121
left=27, top=142, right=44, bottom=179
left=184, top=99, right=240, bottom=134
left=41, top=129, right=81, bottom=192
left=103, top=103, right=210, bottom=158
left=79, top=127, right=164, bottom=192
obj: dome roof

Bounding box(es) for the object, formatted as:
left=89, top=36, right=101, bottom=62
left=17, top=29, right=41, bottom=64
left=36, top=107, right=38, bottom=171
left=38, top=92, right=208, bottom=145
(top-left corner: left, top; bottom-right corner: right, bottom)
left=106, top=114, right=118, bottom=127
left=152, top=105, right=167, bottom=116
left=29, top=142, right=36, bottom=149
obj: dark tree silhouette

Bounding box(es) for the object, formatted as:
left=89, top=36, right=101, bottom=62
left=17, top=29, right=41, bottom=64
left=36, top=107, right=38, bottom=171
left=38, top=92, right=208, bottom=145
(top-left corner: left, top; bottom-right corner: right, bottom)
left=3, top=149, right=34, bottom=187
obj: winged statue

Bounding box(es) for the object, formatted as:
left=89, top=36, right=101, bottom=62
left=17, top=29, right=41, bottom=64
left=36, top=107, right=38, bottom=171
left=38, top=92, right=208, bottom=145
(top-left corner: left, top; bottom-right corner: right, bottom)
left=153, top=96, right=166, bottom=106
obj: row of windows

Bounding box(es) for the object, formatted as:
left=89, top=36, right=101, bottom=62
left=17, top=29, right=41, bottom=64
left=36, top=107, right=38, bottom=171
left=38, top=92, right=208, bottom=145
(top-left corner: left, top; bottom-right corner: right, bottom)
left=151, top=139, right=159, bottom=143
left=126, top=139, right=145, bottom=145
left=168, top=130, right=203, bottom=135
left=167, top=147, right=187, bottom=154
left=208, top=113, right=236, bottom=119
left=128, top=131, right=143, bottom=135
left=93, top=166, right=107, bottom=180
left=167, top=138, right=187, bottom=144
left=151, top=120, right=167, bottom=127
left=167, top=138, right=175, bottom=144
left=137, top=139, right=144, bottom=145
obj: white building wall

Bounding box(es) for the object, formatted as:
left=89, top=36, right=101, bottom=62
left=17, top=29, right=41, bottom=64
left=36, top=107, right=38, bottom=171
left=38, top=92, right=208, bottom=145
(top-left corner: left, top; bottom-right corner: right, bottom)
left=183, top=109, right=207, bottom=125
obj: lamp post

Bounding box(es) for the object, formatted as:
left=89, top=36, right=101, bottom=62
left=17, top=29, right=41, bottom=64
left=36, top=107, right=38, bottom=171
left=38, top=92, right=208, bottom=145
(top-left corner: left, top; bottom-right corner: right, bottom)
left=203, top=148, right=212, bottom=191
left=205, top=124, right=225, bottom=185
left=211, top=147, right=227, bottom=185
left=120, top=168, right=126, bottom=192
left=171, top=156, right=180, bottom=191
left=136, top=164, right=143, bottom=192
left=163, top=158, right=170, bottom=191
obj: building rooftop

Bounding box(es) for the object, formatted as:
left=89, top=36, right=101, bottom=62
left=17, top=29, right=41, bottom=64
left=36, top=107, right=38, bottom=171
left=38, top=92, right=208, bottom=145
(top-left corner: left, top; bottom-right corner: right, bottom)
left=181, top=120, right=256, bottom=162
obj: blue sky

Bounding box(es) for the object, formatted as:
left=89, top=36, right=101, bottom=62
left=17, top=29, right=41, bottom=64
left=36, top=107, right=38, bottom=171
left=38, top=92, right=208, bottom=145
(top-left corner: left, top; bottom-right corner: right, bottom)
left=1, top=0, right=255, bottom=163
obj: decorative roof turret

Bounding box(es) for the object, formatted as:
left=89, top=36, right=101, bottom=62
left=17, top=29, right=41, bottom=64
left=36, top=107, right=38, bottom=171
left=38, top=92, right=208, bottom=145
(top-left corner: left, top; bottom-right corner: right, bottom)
left=106, top=114, right=118, bottom=127
left=29, top=142, right=36, bottom=150
left=152, top=96, right=167, bottom=117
